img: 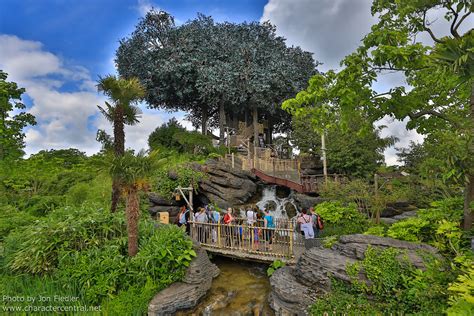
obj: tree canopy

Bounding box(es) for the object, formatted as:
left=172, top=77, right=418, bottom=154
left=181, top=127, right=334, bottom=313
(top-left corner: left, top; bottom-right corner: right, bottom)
left=116, top=10, right=317, bottom=143
left=282, top=0, right=473, bottom=228
left=0, top=70, right=36, bottom=160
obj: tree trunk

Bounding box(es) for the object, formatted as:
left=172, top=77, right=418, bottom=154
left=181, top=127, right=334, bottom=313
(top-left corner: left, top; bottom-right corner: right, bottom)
left=219, top=101, right=225, bottom=146
left=111, top=179, right=120, bottom=214
left=126, top=186, right=140, bottom=256
left=201, top=104, right=208, bottom=135
left=111, top=106, right=125, bottom=213
left=463, top=81, right=474, bottom=230
left=253, top=107, right=258, bottom=147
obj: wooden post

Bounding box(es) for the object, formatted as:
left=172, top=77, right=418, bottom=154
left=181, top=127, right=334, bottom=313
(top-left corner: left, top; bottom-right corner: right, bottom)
left=231, top=152, right=235, bottom=169
left=218, top=223, right=221, bottom=247
left=289, top=221, right=294, bottom=257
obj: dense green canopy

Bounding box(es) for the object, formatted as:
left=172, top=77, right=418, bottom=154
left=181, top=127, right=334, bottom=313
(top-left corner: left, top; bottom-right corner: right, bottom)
left=116, top=10, right=317, bottom=142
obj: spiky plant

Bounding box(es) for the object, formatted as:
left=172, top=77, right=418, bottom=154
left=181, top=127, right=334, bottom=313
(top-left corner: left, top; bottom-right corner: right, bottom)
left=97, top=75, right=145, bottom=213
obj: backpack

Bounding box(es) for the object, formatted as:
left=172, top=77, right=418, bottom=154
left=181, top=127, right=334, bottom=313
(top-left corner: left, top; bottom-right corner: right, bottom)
left=317, top=215, right=324, bottom=230
left=178, top=210, right=189, bottom=225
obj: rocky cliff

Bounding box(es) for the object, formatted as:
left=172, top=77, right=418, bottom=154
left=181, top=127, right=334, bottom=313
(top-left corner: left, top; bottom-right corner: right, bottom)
left=269, top=234, right=440, bottom=315
left=148, top=244, right=220, bottom=315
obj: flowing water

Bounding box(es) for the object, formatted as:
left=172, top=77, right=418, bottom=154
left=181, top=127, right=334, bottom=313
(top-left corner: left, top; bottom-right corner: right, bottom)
left=255, top=186, right=298, bottom=218
left=176, top=256, right=274, bottom=316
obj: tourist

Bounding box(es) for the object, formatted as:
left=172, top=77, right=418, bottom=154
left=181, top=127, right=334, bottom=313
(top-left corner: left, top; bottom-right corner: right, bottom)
left=246, top=206, right=256, bottom=226
left=176, top=206, right=190, bottom=235
left=263, top=209, right=275, bottom=250
left=309, top=207, right=319, bottom=237
left=194, top=207, right=209, bottom=243
left=223, top=208, right=234, bottom=247
left=297, top=208, right=314, bottom=239
left=210, top=207, right=220, bottom=242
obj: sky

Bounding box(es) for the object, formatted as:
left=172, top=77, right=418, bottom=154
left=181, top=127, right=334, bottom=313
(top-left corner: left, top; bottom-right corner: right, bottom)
left=1, top=0, right=466, bottom=164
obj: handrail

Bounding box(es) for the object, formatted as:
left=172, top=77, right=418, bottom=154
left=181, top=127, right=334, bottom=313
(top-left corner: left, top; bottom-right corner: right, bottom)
left=189, top=220, right=303, bottom=258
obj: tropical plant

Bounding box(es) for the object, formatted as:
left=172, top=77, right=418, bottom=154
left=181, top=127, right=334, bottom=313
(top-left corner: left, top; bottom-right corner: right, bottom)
left=97, top=75, right=145, bottom=213
left=109, top=150, right=164, bottom=256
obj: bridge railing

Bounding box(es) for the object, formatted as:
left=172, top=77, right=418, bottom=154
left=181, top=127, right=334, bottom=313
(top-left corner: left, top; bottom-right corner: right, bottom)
left=189, top=220, right=304, bottom=259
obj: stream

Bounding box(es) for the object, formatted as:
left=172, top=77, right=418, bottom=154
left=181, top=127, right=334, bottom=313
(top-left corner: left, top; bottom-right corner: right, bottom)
left=176, top=256, right=274, bottom=316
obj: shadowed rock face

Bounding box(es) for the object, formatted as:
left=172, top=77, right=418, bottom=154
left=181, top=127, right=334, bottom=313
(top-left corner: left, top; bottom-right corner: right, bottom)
left=148, top=245, right=220, bottom=315
left=269, top=234, right=440, bottom=315
left=195, top=159, right=258, bottom=209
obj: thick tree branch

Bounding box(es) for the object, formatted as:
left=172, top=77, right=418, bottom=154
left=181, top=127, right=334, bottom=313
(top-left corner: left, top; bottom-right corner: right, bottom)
left=423, top=10, right=445, bottom=43
left=447, top=4, right=461, bottom=38
left=454, top=12, right=471, bottom=34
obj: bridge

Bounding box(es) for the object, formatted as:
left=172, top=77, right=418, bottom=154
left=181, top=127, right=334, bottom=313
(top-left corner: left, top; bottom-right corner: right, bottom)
left=222, top=149, right=342, bottom=193
left=189, top=218, right=306, bottom=264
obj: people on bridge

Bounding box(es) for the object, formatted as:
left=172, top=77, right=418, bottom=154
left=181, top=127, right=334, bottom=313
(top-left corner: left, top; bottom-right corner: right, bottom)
left=263, top=208, right=275, bottom=250
left=246, top=206, right=256, bottom=226
left=176, top=206, right=190, bottom=235
left=297, top=208, right=314, bottom=239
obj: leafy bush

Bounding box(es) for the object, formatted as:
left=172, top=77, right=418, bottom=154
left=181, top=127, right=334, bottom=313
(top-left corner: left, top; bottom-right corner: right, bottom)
left=446, top=264, right=474, bottom=316
left=57, top=224, right=194, bottom=307
left=173, top=130, right=214, bottom=154
left=148, top=118, right=186, bottom=150
left=4, top=205, right=127, bottom=274
left=155, top=166, right=205, bottom=199
left=0, top=205, right=37, bottom=241
left=314, top=201, right=368, bottom=236
left=363, top=225, right=386, bottom=237
left=386, top=197, right=464, bottom=247
left=344, top=246, right=452, bottom=314
left=267, top=260, right=286, bottom=276
left=386, top=217, right=430, bottom=242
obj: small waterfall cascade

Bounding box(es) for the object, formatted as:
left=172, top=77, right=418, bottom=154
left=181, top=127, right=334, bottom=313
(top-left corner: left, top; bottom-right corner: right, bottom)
left=255, top=186, right=298, bottom=218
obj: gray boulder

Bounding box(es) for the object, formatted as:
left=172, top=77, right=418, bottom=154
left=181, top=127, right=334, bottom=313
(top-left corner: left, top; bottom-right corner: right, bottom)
left=148, top=245, right=219, bottom=315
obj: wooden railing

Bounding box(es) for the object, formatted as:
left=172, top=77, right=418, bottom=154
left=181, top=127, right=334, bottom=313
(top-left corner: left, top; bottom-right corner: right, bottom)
left=189, top=219, right=304, bottom=260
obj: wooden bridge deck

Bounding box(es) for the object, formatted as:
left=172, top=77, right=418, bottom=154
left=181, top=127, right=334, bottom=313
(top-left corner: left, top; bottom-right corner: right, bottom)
left=189, top=220, right=305, bottom=264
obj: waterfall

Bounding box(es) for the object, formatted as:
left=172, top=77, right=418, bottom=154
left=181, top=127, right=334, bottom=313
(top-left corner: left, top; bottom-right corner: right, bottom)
left=255, top=186, right=298, bottom=219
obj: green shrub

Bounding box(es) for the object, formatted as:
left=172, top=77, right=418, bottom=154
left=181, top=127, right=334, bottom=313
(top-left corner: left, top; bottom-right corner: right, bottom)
left=363, top=225, right=386, bottom=237
left=267, top=260, right=286, bottom=276
left=0, top=205, right=37, bottom=241
left=148, top=118, right=186, bottom=151
left=386, top=217, right=430, bottom=242
left=386, top=197, right=464, bottom=248
left=446, top=264, right=474, bottom=316
left=22, top=195, right=63, bottom=216
left=57, top=225, right=194, bottom=307
left=315, top=201, right=369, bottom=236
left=155, top=166, right=205, bottom=199
left=4, top=205, right=127, bottom=274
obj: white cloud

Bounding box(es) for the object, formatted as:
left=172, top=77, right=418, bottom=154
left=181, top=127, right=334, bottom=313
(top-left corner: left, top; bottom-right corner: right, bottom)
left=136, top=0, right=158, bottom=16
left=0, top=34, right=180, bottom=156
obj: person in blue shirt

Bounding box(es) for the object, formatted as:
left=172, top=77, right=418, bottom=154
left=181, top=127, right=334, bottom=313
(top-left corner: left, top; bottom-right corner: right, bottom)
left=263, top=208, right=275, bottom=250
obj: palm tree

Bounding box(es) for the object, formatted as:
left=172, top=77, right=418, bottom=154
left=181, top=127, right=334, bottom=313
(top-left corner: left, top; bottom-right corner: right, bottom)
left=97, top=75, right=145, bottom=212
left=109, top=150, right=153, bottom=256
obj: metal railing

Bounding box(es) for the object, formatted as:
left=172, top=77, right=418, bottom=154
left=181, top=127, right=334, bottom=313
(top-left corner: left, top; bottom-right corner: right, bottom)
left=189, top=219, right=304, bottom=259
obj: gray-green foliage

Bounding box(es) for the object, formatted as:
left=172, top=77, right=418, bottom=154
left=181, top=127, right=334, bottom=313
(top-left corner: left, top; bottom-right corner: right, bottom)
left=116, top=10, right=316, bottom=134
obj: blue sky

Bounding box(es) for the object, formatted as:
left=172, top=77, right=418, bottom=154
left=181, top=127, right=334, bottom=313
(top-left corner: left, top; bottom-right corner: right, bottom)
left=1, top=0, right=443, bottom=163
